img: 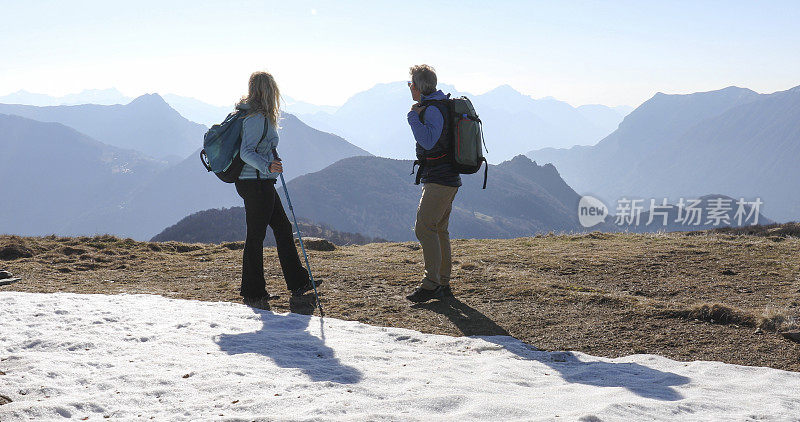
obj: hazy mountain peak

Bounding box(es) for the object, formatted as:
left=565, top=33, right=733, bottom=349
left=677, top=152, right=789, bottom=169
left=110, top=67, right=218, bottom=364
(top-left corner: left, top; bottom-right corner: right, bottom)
left=282, top=96, right=339, bottom=116
left=527, top=82, right=800, bottom=222
left=502, top=154, right=563, bottom=178
left=0, top=88, right=132, bottom=106
left=129, top=93, right=169, bottom=107
left=506, top=154, right=535, bottom=165
left=60, top=88, right=131, bottom=105
left=294, top=79, right=631, bottom=162
left=650, top=86, right=758, bottom=101
left=633, top=86, right=761, bottom=118
left=71, top=87, right=125, bottom=96
left=0, top=94, right=205, bottom=161
left=484, top=84, right=525, bottom=97
left=0, top=89, right=60, bottom=106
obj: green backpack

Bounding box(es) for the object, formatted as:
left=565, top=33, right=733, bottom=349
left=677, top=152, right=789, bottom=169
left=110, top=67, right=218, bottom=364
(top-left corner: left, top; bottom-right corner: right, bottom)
left=415, top=95, right=488, bottom=189
left=450, top=96, right=488, bottom=185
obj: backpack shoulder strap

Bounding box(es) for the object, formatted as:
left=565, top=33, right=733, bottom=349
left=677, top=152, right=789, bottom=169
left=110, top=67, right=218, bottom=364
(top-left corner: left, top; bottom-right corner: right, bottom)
left=417, top=105, right=429, bottom=124
left=481, top=157, right=488, bottom=189
left=258, top=116, right=269, bottom=144
left=254, top=116, right=270, bottom=180
left=412, top=160, right=423, bottom=185
left=419, top=99, right=450, bottom=124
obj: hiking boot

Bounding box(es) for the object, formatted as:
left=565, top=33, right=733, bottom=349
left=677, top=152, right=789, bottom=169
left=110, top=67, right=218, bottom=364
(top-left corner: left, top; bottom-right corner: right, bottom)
left=289, top=295, right=316, bottom=315
left=440, top=285, right=453, bottom=298
left=406, top=285, right=444, bottom=303
left=291, top=278, right=323, bottom=297
left=243, top=295, right=272, bottom=310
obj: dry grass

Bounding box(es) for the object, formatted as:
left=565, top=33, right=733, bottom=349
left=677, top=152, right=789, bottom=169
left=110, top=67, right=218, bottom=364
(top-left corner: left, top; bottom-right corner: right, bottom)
left=696, top=222, right=800, bottom=239
left=665, top=303, right=743, bottom=324
left=759, top=307, right=799, bottom=332
left=662, top=303, right=797, bottom=332
left=1, top=230, right=800, bottom=372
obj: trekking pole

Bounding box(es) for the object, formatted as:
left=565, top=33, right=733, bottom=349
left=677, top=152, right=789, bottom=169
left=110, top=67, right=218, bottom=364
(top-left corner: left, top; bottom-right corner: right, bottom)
left=272, top=148, right=324, bottom=317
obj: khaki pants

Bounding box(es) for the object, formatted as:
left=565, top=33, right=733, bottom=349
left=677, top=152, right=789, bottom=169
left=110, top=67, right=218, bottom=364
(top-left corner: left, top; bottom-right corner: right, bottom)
left=414, top=183, right=459, bottom=289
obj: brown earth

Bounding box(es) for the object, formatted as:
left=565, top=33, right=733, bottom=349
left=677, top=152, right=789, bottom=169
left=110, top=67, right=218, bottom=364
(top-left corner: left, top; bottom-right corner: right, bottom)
left=1, top=231, right=799, bottom=372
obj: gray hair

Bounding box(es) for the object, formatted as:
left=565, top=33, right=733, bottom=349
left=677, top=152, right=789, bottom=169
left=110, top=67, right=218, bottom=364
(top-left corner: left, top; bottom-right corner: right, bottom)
left=409, top=64, right=437, bottom=95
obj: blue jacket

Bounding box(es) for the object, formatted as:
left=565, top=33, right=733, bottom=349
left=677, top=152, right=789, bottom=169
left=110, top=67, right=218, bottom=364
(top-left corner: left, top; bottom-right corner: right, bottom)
left=237, top=103, right=280, bottom=180
left=407, top=90, right=447, bottom=150
left=407, top=90, right=462, bottom=187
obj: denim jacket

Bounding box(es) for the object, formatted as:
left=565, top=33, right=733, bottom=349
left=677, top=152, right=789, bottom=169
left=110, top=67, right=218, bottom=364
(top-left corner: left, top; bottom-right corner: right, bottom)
left=237, top=103, right=279, bottom=180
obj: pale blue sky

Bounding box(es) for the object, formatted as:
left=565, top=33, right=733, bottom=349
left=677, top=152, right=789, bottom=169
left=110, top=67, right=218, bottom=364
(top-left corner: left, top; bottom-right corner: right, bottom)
left=1, top=0, right=798, bottom=107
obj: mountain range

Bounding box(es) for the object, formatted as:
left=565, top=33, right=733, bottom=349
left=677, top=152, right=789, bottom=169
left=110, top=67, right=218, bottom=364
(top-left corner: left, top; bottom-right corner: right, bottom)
left=0, top=89, right=347, bottom=128
left=2, top=82, right=795, bottom=243
left=2, top=86, right=631, bottom=164
left=295, top=82, right=632, bottom=163
left=0, top=94, right=206, bottom=161
left=0, top=107, right=369, bottom=240
left=529, top=85, right=800, bottom=222
left=0, top=114, right=168, bottom=236
left=0, top=89, right=240, bottom=129
left=81, top=112, right=371, bottom=240
left=273, top=155, right=585, bottom=241
left=0, top=88, right=132, bottom=106
left=142, top=94, right=340, bottom=128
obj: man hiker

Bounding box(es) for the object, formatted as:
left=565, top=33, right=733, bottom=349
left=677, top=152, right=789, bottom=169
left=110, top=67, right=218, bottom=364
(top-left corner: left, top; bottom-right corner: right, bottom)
left=405, top=64, right=461, bottom=303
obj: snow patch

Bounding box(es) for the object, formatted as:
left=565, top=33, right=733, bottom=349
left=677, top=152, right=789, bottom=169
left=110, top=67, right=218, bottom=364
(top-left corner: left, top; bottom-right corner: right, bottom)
left=1, top=292, right=799, bottom=421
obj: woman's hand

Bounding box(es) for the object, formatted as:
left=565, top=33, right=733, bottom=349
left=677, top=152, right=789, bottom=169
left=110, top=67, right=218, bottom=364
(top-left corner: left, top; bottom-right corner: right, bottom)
left=268, top=160, right=283, bottom=173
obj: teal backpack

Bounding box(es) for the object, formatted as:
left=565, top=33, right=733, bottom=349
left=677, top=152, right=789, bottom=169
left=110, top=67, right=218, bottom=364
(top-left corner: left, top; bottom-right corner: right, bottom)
left=200, top=111, right=267, bottom=183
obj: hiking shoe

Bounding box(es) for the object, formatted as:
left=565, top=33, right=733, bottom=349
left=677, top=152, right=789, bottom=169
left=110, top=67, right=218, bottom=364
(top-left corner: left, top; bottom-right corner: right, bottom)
left=440, top=285, right=453, bottom=298
left=406, top=285, right=444, bottom=303
left=291, top=278, right=323, bottom=297
left=243, top=295, right=271, bottom=310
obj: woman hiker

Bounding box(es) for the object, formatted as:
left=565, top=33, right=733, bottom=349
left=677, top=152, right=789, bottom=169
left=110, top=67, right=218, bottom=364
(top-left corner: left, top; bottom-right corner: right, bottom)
left=234, top=71, right=321, bottom=309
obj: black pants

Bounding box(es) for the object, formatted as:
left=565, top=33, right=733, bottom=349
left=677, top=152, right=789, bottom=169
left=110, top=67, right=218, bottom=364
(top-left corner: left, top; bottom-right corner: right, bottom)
left=235, top=179, right=308, bottom=297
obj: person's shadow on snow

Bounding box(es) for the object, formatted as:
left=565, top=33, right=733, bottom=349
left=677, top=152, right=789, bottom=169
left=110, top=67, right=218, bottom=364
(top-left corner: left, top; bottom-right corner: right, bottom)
left=215, top=298, right=363, bottom=384
left=414, top=297, right=690, bottom=401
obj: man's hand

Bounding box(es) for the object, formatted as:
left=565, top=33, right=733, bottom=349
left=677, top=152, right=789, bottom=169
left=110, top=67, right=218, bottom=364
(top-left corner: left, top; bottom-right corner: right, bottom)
left=410, top=103, right=425, bottom=115
left=268, top=160, right=283, bottom=173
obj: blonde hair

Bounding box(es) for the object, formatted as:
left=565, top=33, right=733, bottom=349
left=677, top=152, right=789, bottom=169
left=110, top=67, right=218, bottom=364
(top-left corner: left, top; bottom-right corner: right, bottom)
left=241, top=71, right=281, bottom=126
